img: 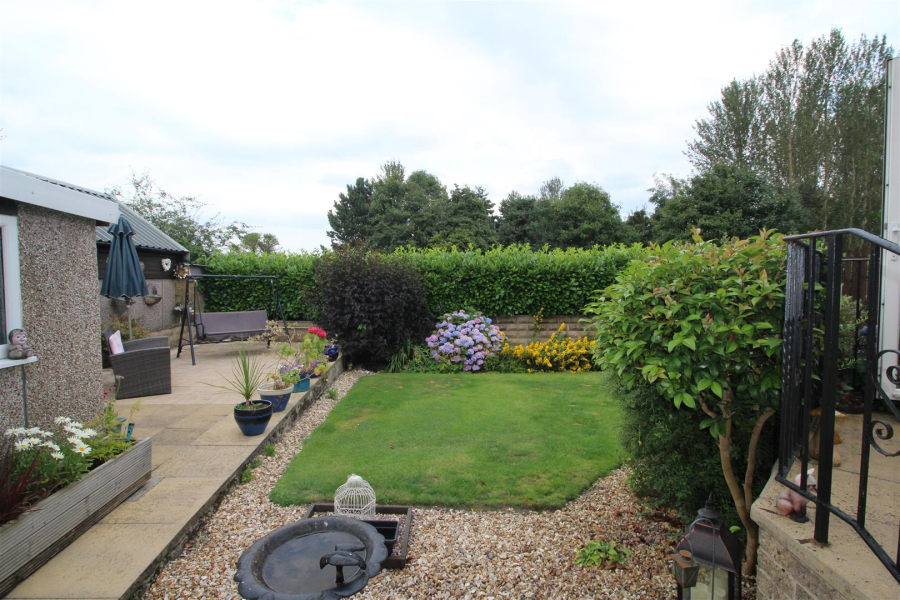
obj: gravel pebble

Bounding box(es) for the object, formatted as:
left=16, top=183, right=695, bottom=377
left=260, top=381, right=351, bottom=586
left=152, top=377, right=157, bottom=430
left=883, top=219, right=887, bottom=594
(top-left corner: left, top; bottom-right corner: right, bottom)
left=144, top=371, right=756, bottom=600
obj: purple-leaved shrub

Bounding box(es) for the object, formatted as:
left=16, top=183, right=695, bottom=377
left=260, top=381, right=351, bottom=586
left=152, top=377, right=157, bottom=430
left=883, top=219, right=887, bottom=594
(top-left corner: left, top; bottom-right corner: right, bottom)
left=426, top=311, right=503, bottom=371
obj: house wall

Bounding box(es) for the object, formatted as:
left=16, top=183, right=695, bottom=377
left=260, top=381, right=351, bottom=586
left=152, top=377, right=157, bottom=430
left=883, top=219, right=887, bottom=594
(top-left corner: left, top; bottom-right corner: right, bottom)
left=99, top=277, right=182, bottom=333
left=0, top=204, right=104, bottom=433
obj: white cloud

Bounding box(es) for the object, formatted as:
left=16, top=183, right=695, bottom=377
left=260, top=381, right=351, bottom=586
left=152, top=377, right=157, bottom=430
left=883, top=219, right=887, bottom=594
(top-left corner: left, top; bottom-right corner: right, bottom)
left=1, top=0, right=896, bottom=251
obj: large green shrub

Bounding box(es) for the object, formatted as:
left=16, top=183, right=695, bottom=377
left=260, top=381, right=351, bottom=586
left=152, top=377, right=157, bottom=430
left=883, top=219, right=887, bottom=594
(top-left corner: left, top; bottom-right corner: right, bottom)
left=198, top=245, right=644, bottom=319
left=586, top=230, right=785, bottom=575
left=620, top=383, right=777, bottom=528
left=200, top=251, right=319, bottom=319
left=313, top=250, right=431, bottom=367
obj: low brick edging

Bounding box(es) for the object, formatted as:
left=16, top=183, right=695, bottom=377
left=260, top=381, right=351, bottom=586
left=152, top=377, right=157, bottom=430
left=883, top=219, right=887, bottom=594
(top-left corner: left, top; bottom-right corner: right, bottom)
left=126, top=356, right=346, bottom=600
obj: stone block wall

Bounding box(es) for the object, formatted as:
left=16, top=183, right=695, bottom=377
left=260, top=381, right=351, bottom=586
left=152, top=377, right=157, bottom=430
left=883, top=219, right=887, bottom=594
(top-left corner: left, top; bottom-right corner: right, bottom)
left=492, top=315, right=589, bottom=346
left=99, top=277, right=182, bottom=333
left=755, top=527, right=853, bottom=599
left=0, top=204, right=104, bottom=433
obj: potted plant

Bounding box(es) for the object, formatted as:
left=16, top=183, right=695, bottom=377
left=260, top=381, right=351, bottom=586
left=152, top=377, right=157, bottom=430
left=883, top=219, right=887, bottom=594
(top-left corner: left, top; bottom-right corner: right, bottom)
left=213, top=345, right=273, bottom=436
left=259, top=343, right=300, bottom=412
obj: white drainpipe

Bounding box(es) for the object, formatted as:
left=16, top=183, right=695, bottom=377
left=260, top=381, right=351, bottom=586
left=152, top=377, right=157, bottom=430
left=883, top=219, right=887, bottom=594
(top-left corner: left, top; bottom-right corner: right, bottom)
left=880, top=58, right=900, bottom=400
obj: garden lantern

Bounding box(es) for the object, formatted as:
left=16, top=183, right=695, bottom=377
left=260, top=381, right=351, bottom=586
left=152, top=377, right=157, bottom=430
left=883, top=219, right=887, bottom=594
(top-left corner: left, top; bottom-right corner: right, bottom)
left=334, top=474, right=376, bottom=520
left=673, top=497, right=743, bottom=600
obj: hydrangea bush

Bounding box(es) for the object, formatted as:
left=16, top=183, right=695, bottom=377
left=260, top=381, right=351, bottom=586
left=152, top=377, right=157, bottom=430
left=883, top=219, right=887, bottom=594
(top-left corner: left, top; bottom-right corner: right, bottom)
left=426, top=311, right=503, bottom=371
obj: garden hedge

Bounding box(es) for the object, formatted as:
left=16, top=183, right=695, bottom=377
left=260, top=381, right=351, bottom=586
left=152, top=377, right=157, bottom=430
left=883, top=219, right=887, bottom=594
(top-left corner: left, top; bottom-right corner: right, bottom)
left=200, top=244, right=646, bottom=320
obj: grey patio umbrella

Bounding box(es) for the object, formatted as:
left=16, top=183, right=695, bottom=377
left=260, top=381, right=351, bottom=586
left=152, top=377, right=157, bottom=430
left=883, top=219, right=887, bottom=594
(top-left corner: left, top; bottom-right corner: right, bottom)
left=101, top=216, right=148, bottom=340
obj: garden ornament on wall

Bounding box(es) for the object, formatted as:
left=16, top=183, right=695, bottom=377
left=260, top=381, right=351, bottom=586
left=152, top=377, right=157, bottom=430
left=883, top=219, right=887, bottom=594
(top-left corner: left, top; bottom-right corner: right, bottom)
left=7, top=329, right=34, bottom=359
left=775, top=468, right=817, bottom=523
left=160, top=258, right=172, bottom=272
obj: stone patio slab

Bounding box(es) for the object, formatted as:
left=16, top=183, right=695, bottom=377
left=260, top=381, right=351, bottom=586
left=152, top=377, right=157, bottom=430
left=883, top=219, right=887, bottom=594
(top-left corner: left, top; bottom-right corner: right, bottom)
left=7, top=522, right=184, bottom=599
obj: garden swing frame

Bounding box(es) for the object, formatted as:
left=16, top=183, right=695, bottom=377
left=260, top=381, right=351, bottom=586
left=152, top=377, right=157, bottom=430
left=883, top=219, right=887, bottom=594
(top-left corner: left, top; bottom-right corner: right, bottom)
left=176, top=274, right=289, bottom=365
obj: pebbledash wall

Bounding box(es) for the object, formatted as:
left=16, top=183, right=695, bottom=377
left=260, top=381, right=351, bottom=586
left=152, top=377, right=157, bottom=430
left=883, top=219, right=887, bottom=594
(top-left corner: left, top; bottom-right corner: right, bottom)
left=0, top=177, right=115, bottom=434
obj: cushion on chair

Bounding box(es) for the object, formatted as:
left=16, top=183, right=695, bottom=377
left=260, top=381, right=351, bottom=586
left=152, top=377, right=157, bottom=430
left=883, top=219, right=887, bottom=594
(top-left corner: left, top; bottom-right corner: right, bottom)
left=108, top=331, right=125, bottom=355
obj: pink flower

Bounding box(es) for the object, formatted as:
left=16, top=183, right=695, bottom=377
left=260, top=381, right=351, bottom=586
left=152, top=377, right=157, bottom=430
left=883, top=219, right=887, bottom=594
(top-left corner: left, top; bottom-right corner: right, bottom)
left=308, top=327, right=327, bottom=339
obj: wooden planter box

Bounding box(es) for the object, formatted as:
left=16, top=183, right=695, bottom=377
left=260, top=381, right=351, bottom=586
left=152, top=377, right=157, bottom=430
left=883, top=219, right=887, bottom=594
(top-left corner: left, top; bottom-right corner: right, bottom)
left=0, top=437, right=152, bottom=596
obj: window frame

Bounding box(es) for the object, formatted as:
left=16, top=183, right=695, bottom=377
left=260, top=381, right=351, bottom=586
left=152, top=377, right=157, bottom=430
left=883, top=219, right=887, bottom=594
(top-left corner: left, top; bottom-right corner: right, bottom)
left=0, top=214, right=23, bottom=359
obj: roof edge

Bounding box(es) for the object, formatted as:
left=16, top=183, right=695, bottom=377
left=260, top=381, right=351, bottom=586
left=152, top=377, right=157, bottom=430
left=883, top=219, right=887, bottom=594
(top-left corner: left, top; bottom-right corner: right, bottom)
left=0, top=166, right=120, bottom=223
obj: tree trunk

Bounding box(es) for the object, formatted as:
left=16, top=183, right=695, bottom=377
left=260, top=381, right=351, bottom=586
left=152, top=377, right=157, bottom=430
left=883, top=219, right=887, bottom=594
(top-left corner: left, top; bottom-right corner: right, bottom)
left=715, top=393, right=760, bottom=576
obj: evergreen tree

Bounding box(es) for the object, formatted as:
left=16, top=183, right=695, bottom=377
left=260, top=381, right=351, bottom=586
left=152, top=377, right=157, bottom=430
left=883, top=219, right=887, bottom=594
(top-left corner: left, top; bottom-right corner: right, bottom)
left=326, top=177, right=374, bottom=246
left=651, top=164, right=807, bottom=242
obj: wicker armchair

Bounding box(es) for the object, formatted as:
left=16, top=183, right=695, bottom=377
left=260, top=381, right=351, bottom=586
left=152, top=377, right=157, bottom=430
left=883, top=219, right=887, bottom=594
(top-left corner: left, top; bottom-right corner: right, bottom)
left=103, top=327, right=172, bottom=399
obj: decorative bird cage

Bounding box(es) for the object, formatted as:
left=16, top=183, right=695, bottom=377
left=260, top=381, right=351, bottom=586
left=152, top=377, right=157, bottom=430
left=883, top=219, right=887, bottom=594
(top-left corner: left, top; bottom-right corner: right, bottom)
left=334, top=474, right=376, bottom=520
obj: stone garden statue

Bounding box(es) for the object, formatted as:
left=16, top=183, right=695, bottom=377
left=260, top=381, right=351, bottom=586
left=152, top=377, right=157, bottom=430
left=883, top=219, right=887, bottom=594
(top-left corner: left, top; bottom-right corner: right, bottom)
left=7, top=329, right=35, bottom=359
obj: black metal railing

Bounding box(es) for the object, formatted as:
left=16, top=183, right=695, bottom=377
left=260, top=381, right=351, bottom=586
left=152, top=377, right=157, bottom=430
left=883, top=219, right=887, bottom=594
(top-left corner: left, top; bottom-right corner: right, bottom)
left=779, top=228, right=900, bottom=584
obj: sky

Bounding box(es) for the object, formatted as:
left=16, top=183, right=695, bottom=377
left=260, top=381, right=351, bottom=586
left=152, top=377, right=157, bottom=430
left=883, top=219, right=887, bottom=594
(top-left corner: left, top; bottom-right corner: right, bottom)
left=1, top=1, right=897, bottom=252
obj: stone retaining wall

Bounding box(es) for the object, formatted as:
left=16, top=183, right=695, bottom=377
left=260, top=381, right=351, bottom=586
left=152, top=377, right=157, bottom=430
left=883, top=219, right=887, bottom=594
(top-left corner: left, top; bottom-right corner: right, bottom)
left=492, top=315, right=589, bottom=346
left=162, top=316, right=592, bottom=349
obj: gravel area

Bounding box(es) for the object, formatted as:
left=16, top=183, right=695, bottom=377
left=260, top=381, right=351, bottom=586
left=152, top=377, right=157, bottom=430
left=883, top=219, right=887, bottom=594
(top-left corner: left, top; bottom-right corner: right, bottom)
left=144, top=371, right=754, bottom=599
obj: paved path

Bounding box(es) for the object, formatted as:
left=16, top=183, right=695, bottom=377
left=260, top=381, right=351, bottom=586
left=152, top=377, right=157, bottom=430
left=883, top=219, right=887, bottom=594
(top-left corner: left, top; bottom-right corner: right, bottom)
left=8, top=342, right=342, bottom=600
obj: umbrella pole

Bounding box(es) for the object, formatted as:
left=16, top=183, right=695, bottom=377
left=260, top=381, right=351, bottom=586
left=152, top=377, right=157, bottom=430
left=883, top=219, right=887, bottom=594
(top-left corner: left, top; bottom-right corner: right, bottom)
left=127, top=300, right=134, bottom=341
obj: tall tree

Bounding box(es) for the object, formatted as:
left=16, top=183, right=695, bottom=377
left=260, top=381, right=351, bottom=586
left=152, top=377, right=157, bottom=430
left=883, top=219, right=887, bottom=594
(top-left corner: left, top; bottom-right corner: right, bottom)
left=686, top=29, right=892, bottom=234
left=539, top=176, right=565, bottom=202
left=327, top=177, right=374, bottom=247
left=497, top=191, right=543, bottom=248
left=625, top=208, right=655, bottom=245
left=431, top=185, right=497, bottom=249
left=232, top=232, right=280, bottom=254
left=111, top=171, right=248, bottom=261
left=546, top=182, right=632, bottom=248
left=652, top=164, right=807, bottom=242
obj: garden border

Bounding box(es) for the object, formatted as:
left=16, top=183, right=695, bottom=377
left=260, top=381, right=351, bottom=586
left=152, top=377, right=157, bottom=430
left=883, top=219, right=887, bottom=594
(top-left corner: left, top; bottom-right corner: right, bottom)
left=0, top=437, right=152, bottom=596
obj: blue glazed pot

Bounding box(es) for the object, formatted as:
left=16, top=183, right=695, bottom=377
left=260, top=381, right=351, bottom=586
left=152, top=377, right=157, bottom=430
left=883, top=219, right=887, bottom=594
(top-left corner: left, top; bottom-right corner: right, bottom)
left=324, top=345, right=339, bottom=362
left=293, top=378, right=310, bottom=393
left=233, top=400, right=273, bottom=436
left=258, top=385, right=292, bottom=412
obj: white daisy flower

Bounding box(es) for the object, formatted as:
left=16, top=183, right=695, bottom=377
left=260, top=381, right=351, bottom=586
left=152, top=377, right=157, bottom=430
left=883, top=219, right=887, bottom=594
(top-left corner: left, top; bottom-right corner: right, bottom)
left=70, top=421, right=83, bottom=428
left=14, top=439, right=29, bottom=451
left=73, top=442, right=91, bottom=455
left=67, top=436, right=83, bottom=445
left=6, top=427, right=26, bottom=436
left=80, top=428, right=97, bottom=438
left=42, top=441, right=61, bottom=452
left=25, top=427, right=42, bottom=435
left=51, top=451, right=65, bottom=460
left=55, top=416, right=71, bottom=425
left=40, top=430, right=52, bottom=438
left=24, top=437, right=41, bottom=448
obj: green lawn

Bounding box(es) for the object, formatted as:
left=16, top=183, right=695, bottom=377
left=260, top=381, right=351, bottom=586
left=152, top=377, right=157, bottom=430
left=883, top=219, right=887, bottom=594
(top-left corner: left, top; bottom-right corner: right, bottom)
left=270, top=372, right=622, bottom=509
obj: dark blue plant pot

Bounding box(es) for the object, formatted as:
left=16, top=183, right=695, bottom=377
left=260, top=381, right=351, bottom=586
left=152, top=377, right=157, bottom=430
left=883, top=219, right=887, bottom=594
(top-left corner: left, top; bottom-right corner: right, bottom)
left=293, top=378, right=310, bottom=393
left=258, top=386, right=292, bottom=412
left=233, top=401, right=273, bottom=436
left=324, top=345, right=339, bottom=362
